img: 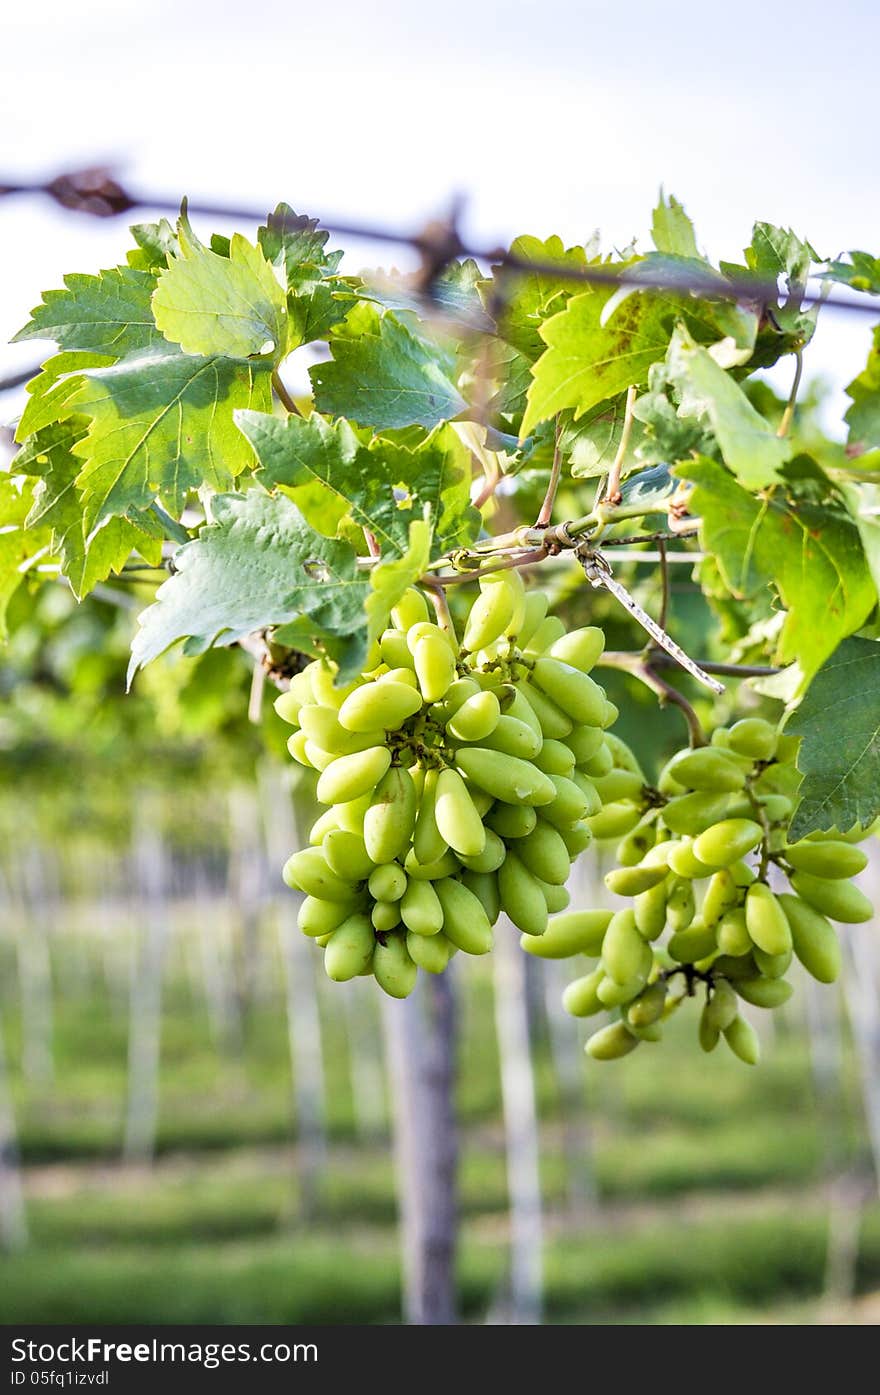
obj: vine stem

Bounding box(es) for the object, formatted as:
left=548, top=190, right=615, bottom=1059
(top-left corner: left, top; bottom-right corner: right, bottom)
left=603, top=385, right=637, bottom=505
left=777, top=349, right=803, bottom=438
left=534, top=417, right=563, bottom=528
left=272, top=370, right=303, bottom=417
left=425, top=547, right=548, bottom=587
left=596, top=651, right=707, bottom=748
left=424, top=582, right=455, bottom=635
left=471, top=456, right=503, bottom=510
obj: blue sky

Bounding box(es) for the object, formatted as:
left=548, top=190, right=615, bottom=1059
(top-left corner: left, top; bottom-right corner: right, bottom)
left=2, top=0, right=877, bottom=424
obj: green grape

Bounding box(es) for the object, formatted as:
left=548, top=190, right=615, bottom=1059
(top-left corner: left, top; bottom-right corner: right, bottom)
left=752, top=945, right=792, bottom=978
left=447, top=690, right=501, bottom=742
left=287, top=729, right=314, bottom=767
left=379, top=628, right=416, bottom=670
left=316, top=746, right=392, bottom=805
left=435, top=878, right=493, bottom=954
left=338, top=680, right=423, bottom=733
left=744, top=883, right=792, bottom=956
left=523, top=615, right=566, bottom=656
left=298, top=896, right=361, bottom=938
left=463, top=571, right=522, bottom=652
left=458, top=828, right=506, bottom=874
left=437, top=676, right=481, bottom=722
left=601, top=909, right=645, bottom=984
left=504, top=687, right=545, bottom=743
left=559, top=821, right=593, bottom=856
left=789, top=871, right=873, bottom=923
left=391, top=586, right=430, bottom=630
left=592, top=769, right=644, bottom=803
left=693, top=818, right=763, bottom=868
left=569, top=772, right=603, bottom=816
left=777, top=894, right=841, bottom=983
left=586, top=802, right=643, bottom=840
left=521, top=909, right=613, bottom=960
left=302, top=740, right=337, bottom=772
left=634, top=879, right=668, bottom=940
left=310, top=664, right=361, bottom=711
left=324, top=914, right=376, bottom=981
left=716, top=907, right=752, bottom=956
left=666, top=841, right=714, bottom=880
left=785, top=840, right=868, bottom=880
left=411, top=768, right=448, bottom=865
left=723, top=1014, right=760, bottom=1065
left=541, top=774, right=591, bottom=829
left=434, top=768, right=486, bottom=858
left=733, top=977, right=793, bottom=1008
left=605, top=863, right=668, bottom=897
left=698, top=1006, right=720, bottom=1053
left=562, top=968, right=605, bottom=1017
left=704, top=979, right=738, bottom=1031
left=461, top=870, right=501, bottom=923
left=597, top=972, right=645, bottom=1007
left=283, top=848, right=359, bottom=902
left=726, top=717, right=777, bottom=760
left=533, top=739, right=577, bottom=776
left=616, top=814, right=659, bottom=867
left=666, top=877, right=696, bottom=931
left=413, top=632, right=457, bottom=702
left=537, top=880, right=571, bottom=913
left=308, top=807, right=342, bottom=845
left=548, top=625, right=605, bottom=674
left=531, top=657, right=607, bottom=726
left=661, top=790, right=740, bottom=837
left=626, top=979, right=667, bottom=1027
left=566, top=725, right=606, bottom=764
left=373, top=932, right=418, bottom=998
left=668, top=924, right=717, bottom=963
left=585, top=1022, right=640, bottom=1060
left=516, top=682, right=573, bottom=739
left=298, top=705, right=377, bottom=754
left=578, top=742, right=614, bottom=778
left=406, top=930, right=451, bottom=974
left=363, top=767, right=418, bottom=864
left=368, top=863, right=407, bottom=903
left=486, top=803, right=537, bottom=839
left=517, top=821, right=571, bottom=886
left=701, top=869, right=739, bottom=927
left=334, top=794, right=373, bottom=834
left=664, top=747, right=747, bottom=793
left=372, top=900, right=402, bottom=932
left=478, top=714, right=543, bottom=760
left=404, top=848, right=460, bottom=880
left=498, top=854, right=549, bottom=936
left=517, top=590, right=549, bottom=649
left=323, top=829, right=375, bottom=882
left=455, top=748, right=555, bottom=806
left=400, top=877, right=444, bottom=936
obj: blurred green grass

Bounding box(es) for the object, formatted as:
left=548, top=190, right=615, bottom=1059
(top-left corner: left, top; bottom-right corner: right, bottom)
left=0, top=932, right=875, bottom=1324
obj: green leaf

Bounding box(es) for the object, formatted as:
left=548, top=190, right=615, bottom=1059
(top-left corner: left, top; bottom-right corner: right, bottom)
left=127, top=490, right=369, bottom=685
left=845, top=324, right=880, bottom=449
left=666, top=328, right=791, bottom=487
left=13, top=266, right=161, bottom=359
left=489, top=235, right=597, bottom=362
left=563, top=394, right=646, bottom=480
left=16, top=353, right=114, bottom=440
left=788, top=637, right=880, bottom=837
left=677, top=456, right=876, bottom=682
left=651, top=192, right=699, bottom=259
left=821, top=250, right=880, bottom=296
left=721, top=222, right=819, bottom=353
left=152, top=214, right=288, bottom=360
left=840, top=481, right=880, bottom=598
left=17, top=420, right=162, bottom=597
left=70, top=349, right=272, bottom=528
left=0, top=475, right=50, bottom=638
left=236, top=410, right=479, bottom=558
left=310, top=306, right=465, bottom=431
left=126, top=219, right=178, bottom=271
left=521, top=283, right=677, bottom=438
left=258, top=205, right=342, bottom=291
left=363, top=516, right=433, bottom=662
left=632, top=365, right=715, bottom=466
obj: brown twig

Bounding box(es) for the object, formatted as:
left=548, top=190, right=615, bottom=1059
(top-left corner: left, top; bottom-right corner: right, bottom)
left=603, top=385, right=637, bottom=506
left=657, top=537, right=670, bottom=631
left=272, top=370, right=303, bottom=416
left=596, top=650, right=707, bottom=747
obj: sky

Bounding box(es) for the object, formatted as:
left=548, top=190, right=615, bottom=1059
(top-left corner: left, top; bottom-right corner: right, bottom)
left=1, top=0, right=877, bottom=426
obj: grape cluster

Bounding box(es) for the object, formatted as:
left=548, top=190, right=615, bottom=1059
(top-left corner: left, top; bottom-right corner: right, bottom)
left=526, top=717, right=873, bottom=1063
left=275, top=571, right=629, bottom=997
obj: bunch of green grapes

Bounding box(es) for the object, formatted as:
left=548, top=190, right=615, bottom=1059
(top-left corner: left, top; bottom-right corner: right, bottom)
left=525, top=717, right=874, bottom=1062
left=274, top=570, right=631, bottom=997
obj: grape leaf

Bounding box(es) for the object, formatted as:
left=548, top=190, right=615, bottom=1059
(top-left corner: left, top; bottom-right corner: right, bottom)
left=0, top=475, right=49, bottom=639
left=721, top=222, right=819, bottom=356
left=363, top=516, right=433, bottom=654
left=310, top=306, right=465, bottom=430
left=152, top=215, right=288, bottom=360
left=788, top=636, right=880, bottom=837
left=236, top=410, right=478, bottom=558
left=840, top=481, right=880, bottom=597
left=845, top=325, right=880, bottom=449
left=127, top=219, right=178, bottom=271
left=821, top=250, right=880, bottom=296
left=488, top=235, right=597, bottom=362
left=258, top=204, right=342, bottom=291
left=127, top=490, right=369, bottom=684
left=13, top=266, right=162, bottom=359
left=16, top=352, right=115, bottom=440
left=666, top=328, right=790, bottom=487
left=677, top=456, right=875, bottom=682
left=17, top=420, right=162, bottom=597
left=521, top=284, right=677, bottom=438
left=563, top=393, right=647, bottom=480
left=70, top=349, right=273, bottom=528
left=651, top=192, right=699, bottom=259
